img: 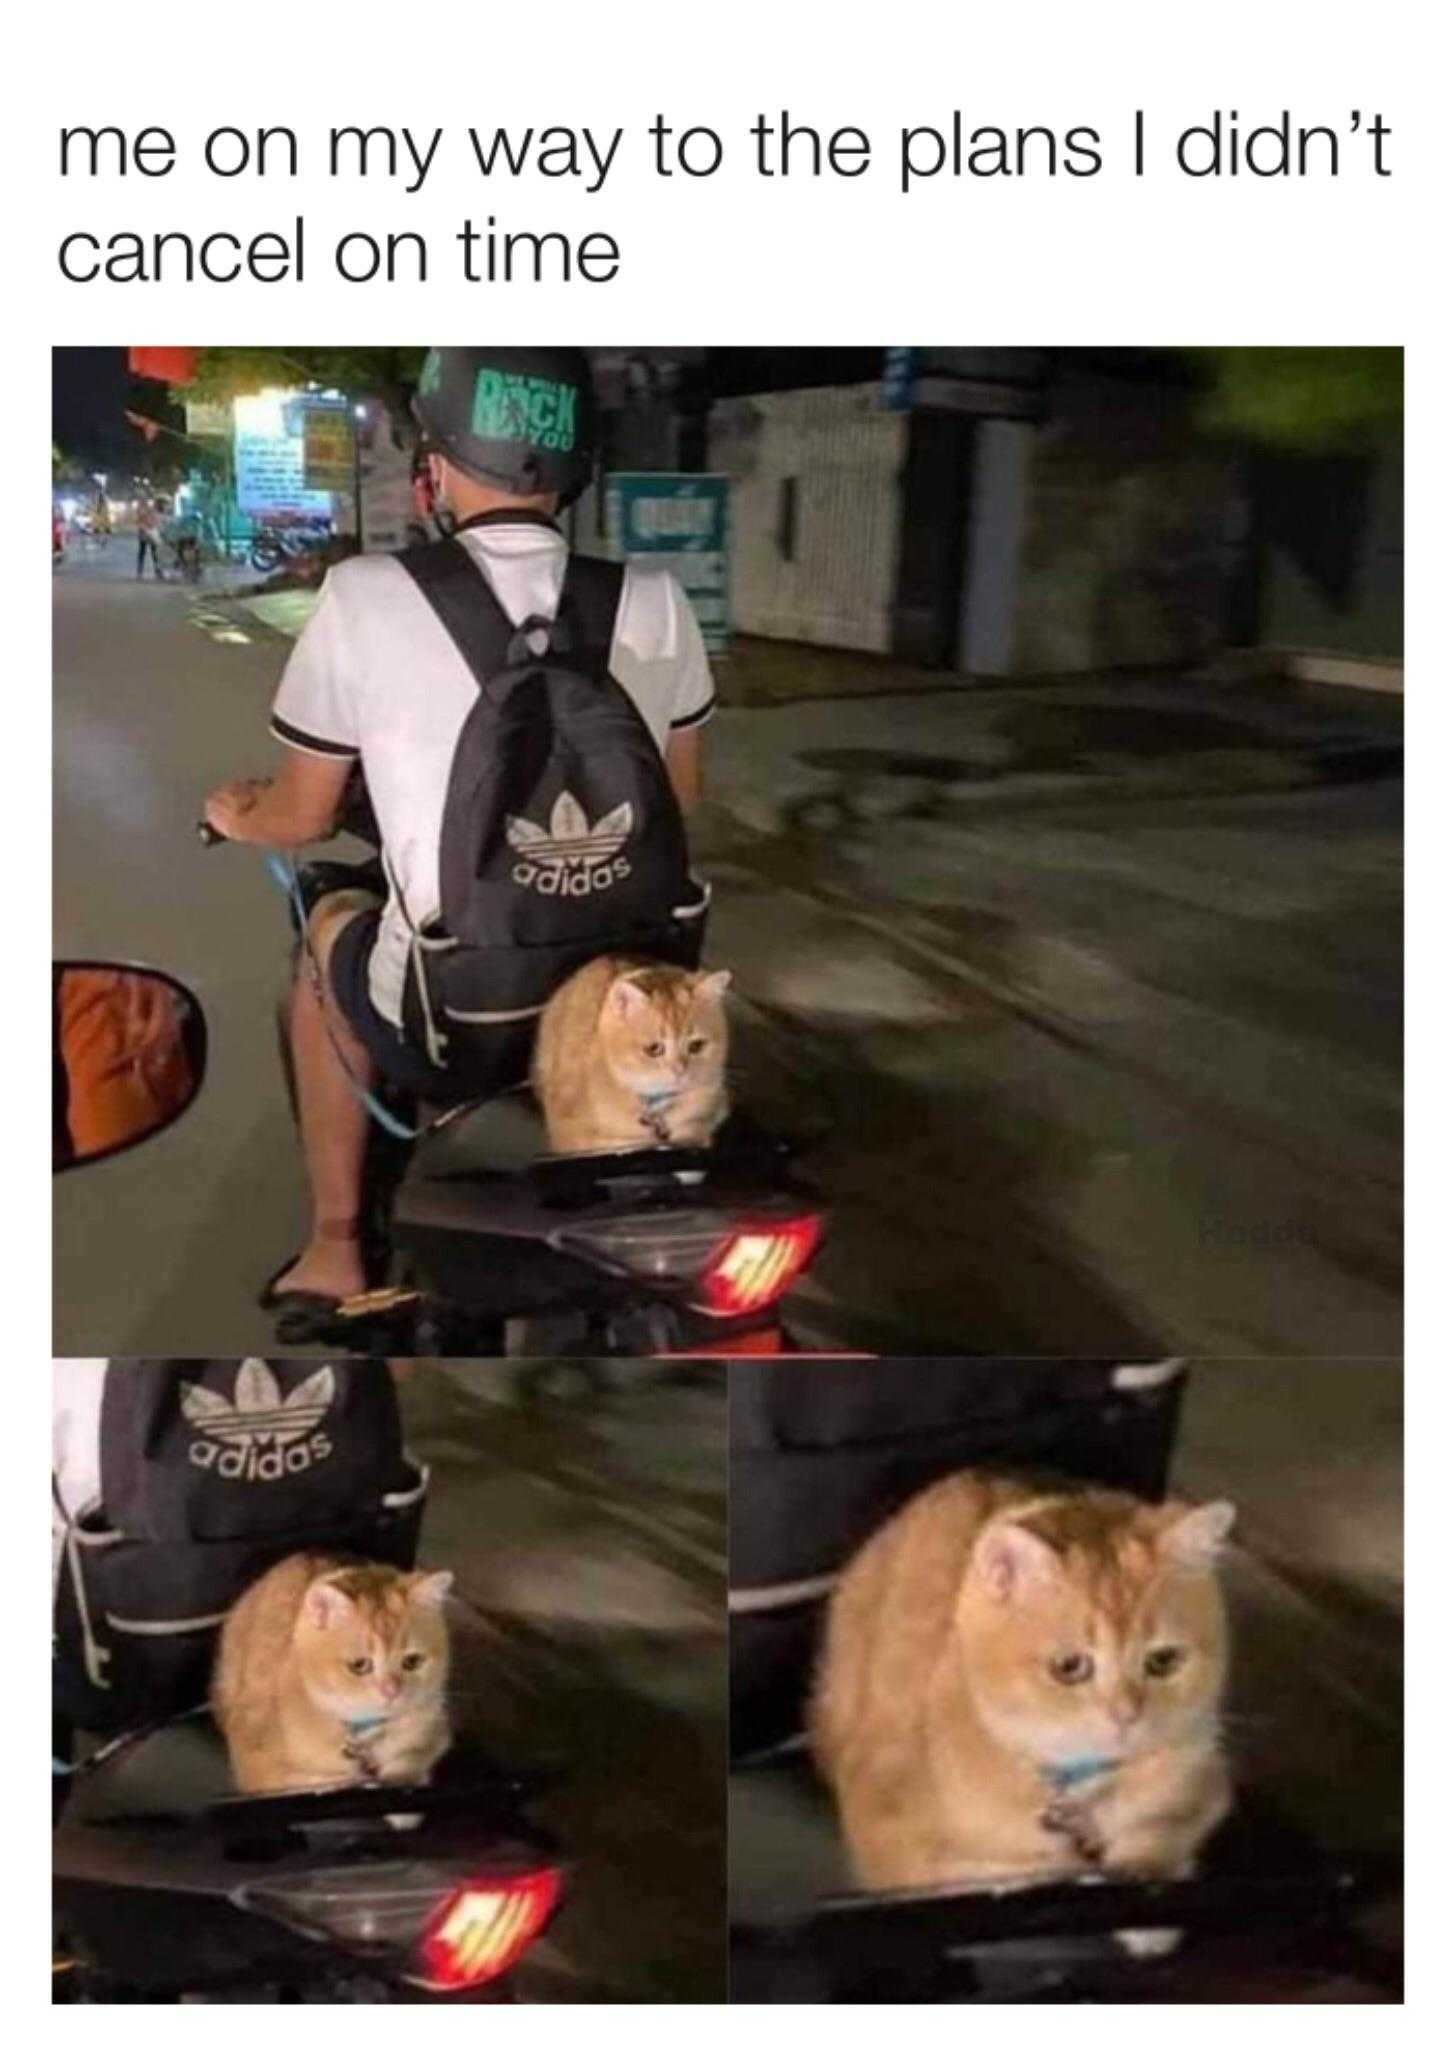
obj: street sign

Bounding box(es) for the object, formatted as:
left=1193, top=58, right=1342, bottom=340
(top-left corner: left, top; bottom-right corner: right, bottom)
left=605, top=473, right=731, bottom=654
left=302, top=403, right=355, bottom=494
left=233, top=392, right=334, bottom=521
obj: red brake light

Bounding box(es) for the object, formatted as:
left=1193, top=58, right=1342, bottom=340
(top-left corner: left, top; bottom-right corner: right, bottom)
left=414, top=1868, right=562, bottom=1992
left=694, top=1215, right=823, bottom=1317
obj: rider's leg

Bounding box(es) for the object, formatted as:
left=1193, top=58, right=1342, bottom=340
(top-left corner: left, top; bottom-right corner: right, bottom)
left=270, top=890, right=381, bottom=1303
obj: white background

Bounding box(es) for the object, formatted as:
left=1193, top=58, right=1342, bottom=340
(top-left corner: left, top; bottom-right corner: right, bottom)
left=20, top=0, right=1435, bottom=2030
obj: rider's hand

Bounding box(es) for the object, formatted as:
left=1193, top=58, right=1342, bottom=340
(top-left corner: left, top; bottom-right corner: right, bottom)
left=203, top=778, right=268, bottom=841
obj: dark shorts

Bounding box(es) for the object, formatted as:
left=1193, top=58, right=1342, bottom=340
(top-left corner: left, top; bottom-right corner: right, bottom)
left=328, top=903, right=479, bottom=1105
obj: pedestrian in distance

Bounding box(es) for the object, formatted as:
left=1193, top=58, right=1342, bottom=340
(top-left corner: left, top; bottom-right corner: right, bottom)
left=136, top=498, right=166, bottom=579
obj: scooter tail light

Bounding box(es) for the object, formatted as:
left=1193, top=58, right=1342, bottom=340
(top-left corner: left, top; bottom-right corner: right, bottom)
left=413, top=1867, right=563, bottom=1992
left=693, top=1214, right=824, bottom=1317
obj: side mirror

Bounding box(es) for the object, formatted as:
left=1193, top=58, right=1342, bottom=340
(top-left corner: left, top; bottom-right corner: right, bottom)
left=53, top=964, right=207, bottom=1173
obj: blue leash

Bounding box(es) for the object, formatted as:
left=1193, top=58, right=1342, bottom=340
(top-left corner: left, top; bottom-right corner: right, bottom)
left=262, top=850, right=429, bottom=1144
left=1044, top=1754, right=1118, bottom=1794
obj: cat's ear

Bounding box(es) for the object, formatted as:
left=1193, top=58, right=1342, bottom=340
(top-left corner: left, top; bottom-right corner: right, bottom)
left=1159, top=1500, right=1236, bottom=1569
left=408, top=1570, right=454, bottom=1610
left=608, top=975, right=651, bottom=1020
left=694, top=969, right=732, bottom=1004
left=971, top=1517, right=1060, bottom=1602
left=303, top=1578, right=355, bottom=1630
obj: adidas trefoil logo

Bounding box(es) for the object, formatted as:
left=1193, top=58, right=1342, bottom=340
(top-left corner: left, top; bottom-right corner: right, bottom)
left=506, top=791, right=633, bottom=897
left=180, top=1361, right=336, bottom=1482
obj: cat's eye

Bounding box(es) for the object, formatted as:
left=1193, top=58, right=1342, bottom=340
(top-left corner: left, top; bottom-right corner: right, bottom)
left=686, top=1037, right=708, bottom=1055
left=346, top=1656, right=374, bottom=1676
left=401, top=1651, right=425, bottom=1672
left=644, top=1040, right=667, bottom=1059
left=1143, top=1644, right=1186, bottom=1679
left=1048, top=1650, right=1095, bottom=1686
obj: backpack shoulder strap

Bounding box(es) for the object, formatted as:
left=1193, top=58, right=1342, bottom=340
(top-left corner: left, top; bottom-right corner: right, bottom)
left=395, top=535, right=515, bottom=695
left=559, top=554, right=626, bottom=668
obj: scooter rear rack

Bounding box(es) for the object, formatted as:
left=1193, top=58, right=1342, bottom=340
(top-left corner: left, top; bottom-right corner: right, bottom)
left=731, top=1812, right=1401, bottom=2002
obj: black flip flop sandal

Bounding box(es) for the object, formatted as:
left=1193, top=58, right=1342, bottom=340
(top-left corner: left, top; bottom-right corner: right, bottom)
left=257, top=1254, right=344, bottom=1316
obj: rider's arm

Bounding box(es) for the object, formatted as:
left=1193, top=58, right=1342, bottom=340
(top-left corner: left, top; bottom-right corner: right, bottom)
left=206, top=567, right=362, bottom=844
left=666, top=727, right=704, bottom=815
left=660, top=573, right=714, bottom=818
left=203, top=747, right=352, bottom=846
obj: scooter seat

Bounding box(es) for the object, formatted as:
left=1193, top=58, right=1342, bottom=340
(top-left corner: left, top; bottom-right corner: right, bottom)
left=67, top=1712, right=233, bottom=1823
left=412, top=1090, right=546, bottom=1178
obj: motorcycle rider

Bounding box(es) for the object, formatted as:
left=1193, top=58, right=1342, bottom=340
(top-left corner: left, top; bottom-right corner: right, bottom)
left=203, top=348, right=715, bottom=1312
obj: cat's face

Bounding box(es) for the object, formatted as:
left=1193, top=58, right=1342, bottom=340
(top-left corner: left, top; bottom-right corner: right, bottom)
left=600, top=968, right=731, bottom=1098
left=955, top=1497, right=1234, bottom=1771
left=293, top=1566, right=453, bottom=1722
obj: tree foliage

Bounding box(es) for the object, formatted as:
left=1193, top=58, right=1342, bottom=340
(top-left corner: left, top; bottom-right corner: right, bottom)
left=1191, top=348, right=1402, bottom=453
left=184, top=348, right=426, bottom=430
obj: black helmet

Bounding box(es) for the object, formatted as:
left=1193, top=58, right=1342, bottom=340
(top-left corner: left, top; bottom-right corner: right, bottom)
left=412, top=347, right=596, bottom=506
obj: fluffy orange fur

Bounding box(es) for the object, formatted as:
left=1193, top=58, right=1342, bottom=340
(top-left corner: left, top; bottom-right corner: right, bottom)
left=211, top=1552, right=453, bottom=1795
left=810, top=1472, right=1235, bottom=1891
left=531, top=954, right=731, bottom=1154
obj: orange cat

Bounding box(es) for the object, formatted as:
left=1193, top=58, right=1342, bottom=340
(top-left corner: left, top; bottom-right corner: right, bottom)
left=810, top=1472, right=1235, bottom=1893
left=531, top=955, right=731, bottom=1154
left=211, top=1552, right=453, bottom=1795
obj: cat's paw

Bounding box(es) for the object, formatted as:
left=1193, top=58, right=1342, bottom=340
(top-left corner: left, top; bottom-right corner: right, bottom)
left=1115, top=1926, right=1184, bottom=1959
left=1040, top=1799, right=1104, bottom=1865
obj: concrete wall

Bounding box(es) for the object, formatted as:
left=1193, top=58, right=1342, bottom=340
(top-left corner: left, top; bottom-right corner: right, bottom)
left=1010, top=372, right=1232, bottom=674
left=707, top=384, right=906, bottom=651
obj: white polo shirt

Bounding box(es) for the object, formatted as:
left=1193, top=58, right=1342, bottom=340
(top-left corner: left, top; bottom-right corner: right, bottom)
left=52, top=1358, right=107, bottom=1599
left=270, top=521, right=715, bottom=1027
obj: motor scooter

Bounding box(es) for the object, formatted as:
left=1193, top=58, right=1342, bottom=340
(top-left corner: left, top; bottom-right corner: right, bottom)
left=54, top=1708, right=565, bottom=2000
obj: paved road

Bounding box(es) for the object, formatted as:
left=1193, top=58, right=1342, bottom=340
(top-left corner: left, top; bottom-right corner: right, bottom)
left=54, top=551, right=1402, bottom=1358
left=393, top=1362, right=726, bottom=2002
left=54, top=553, right=315, bottom=1354
left=702, top=676, right=1402, bottom=1357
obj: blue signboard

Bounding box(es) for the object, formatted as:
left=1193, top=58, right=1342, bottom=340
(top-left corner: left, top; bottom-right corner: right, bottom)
left=605, top=473, right=731, bottom=654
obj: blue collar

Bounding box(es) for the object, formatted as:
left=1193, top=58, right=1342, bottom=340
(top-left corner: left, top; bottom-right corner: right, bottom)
left=1044, top=1753, right=1118, bottom=1793
left=638, top=1086, right=682, bottom=1110
left=344, top=1712, right=391, bottom=1737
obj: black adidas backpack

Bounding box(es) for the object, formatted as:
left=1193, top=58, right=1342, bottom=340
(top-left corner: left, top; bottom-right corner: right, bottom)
left=53, top=1360, right=427, bottom=1735
left=393, top=515, right=710, bottom=1097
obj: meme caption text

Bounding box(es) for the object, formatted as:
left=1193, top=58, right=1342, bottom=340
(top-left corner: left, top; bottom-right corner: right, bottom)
left=58, top=111, right=1395, bottom=287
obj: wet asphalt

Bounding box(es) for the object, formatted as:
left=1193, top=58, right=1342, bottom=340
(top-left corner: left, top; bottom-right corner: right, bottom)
left=390, top=1361, right=726, bottom=2002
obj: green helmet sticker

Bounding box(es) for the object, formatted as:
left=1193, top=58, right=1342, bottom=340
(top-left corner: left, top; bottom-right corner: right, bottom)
left=418, top=349, right=443, bottom=396
left=471, top=369, right=579, bottom=454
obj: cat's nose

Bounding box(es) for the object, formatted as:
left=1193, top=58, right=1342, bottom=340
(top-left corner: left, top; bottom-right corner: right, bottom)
left=381, top=1676, right=403, bottom=1701
left=1108, top=1689, right=1143, bottom=1730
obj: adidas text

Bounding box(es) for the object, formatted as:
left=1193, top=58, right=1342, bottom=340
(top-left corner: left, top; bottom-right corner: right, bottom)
left=189, top=1432, right=334, bottom=1482
left=512, top=855, right=631, bottom=896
